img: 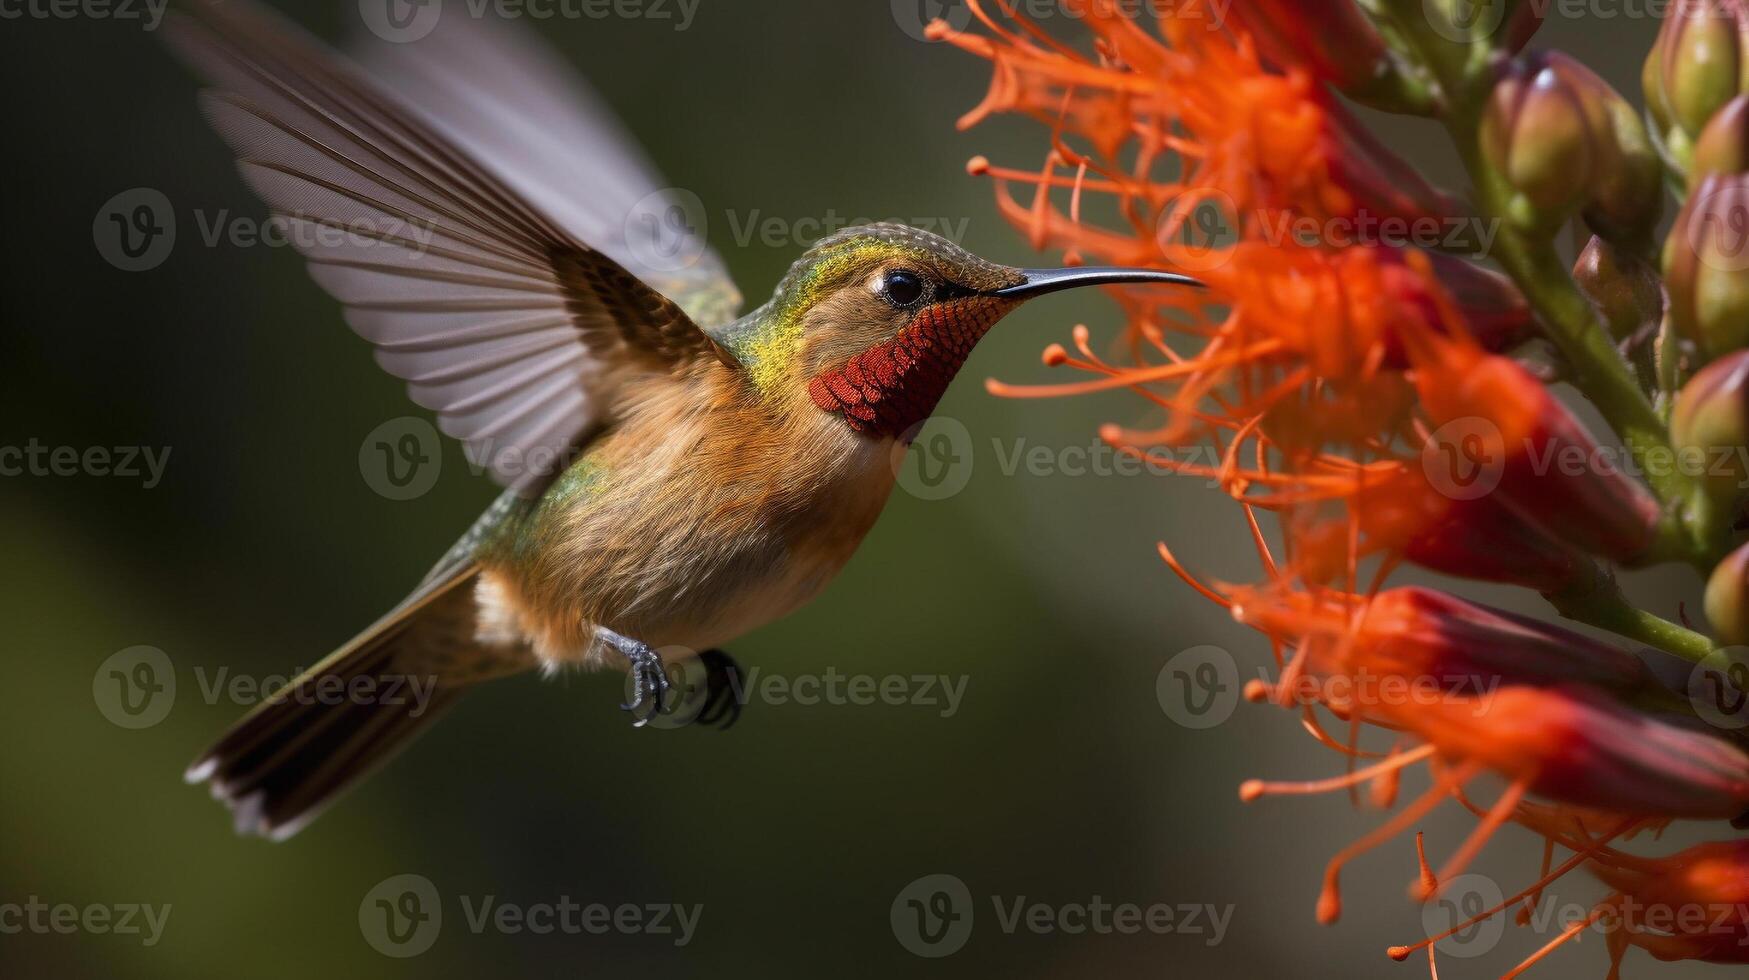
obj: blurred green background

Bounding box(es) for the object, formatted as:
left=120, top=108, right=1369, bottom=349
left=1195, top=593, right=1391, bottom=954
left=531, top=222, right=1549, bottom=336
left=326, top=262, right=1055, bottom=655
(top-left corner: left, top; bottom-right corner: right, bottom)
left=0, top=3, right=1732, bottom=978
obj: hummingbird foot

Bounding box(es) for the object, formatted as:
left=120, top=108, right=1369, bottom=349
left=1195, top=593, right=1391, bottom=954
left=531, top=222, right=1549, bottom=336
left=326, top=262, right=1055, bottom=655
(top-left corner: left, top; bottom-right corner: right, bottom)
left=596, top=626, right=672, bottom=727
left=693, top=649, right=744, bottom=730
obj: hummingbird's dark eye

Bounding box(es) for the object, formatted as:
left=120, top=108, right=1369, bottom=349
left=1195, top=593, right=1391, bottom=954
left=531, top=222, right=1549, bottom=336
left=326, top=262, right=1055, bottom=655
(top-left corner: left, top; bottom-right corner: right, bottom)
left=880, top=270, right=926, bottom=307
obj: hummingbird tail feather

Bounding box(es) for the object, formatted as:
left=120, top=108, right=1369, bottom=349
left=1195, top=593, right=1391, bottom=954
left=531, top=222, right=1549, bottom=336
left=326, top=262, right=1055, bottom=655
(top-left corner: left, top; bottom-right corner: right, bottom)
left=186, top=565, right=486, bottom=841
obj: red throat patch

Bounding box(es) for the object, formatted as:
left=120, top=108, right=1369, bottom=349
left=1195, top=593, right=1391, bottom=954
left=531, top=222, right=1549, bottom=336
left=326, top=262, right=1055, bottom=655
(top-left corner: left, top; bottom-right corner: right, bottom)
left=807, top=300, right=1009, bottom=439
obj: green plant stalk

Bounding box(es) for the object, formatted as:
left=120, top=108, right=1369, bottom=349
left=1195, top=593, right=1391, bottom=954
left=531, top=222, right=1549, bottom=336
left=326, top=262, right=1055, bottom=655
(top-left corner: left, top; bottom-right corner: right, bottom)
left=1375, top=1, right=1709, bottom=561
left=1546, top=563, right=1716, bottom=664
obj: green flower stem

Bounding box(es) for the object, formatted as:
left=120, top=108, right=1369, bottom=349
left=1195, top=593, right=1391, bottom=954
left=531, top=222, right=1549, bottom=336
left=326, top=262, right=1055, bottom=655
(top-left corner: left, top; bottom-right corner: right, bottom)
left=1374, top=1, right=1710, bottom=561
left=1481, top=217, right=1685, bottom=504
left=1546, top=563, right=1716, bottom=665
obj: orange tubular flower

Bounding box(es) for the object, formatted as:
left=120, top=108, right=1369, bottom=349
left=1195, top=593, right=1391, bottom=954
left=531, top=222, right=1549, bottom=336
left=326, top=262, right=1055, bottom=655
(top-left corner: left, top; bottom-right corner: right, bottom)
left=1403, top=325, right=1663, bottom=564
left=1588, top=840, right=1749, bottom=969
left=1226, top=0, right=1394, bottom=96
left=1243, top=677, right=1749, bottom=924
left=1286, top=465, right=1586, bottom=593
left=1225, top=585, right=1654, bottom=701
left=930, top=0, right=1458, bottom=251
left=1395, top=834, right=1749, bottom=976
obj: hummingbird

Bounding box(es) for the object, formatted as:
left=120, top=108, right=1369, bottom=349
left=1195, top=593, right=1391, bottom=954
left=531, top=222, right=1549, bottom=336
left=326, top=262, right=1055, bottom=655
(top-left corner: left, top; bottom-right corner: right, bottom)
left=166, top=0, right=1199, bottom=839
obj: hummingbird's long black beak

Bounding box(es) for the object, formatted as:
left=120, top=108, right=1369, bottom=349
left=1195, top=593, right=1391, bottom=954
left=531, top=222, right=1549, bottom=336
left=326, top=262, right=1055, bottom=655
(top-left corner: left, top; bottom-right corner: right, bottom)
left=991, top=267, right=1204, bottom=300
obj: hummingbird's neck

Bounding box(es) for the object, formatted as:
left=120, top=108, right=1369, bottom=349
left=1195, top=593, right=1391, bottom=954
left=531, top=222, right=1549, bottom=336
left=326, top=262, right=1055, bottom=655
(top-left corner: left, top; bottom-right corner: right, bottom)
left=805, top=300, right=1005, bottom=440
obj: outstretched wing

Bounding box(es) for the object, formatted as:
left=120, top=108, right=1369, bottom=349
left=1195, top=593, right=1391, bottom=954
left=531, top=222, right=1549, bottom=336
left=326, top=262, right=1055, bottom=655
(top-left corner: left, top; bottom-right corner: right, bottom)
left=163, top=1, right=744, bottom=495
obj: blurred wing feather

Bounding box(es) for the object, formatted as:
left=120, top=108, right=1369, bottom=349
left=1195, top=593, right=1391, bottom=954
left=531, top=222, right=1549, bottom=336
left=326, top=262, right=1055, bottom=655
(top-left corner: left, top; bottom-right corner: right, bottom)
left=163, top=1, right=740, bottom=496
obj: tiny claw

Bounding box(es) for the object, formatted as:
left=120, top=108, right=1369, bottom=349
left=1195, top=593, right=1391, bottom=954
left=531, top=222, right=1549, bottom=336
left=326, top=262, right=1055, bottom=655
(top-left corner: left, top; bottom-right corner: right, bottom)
left=617, top=649, right=672, bottom=726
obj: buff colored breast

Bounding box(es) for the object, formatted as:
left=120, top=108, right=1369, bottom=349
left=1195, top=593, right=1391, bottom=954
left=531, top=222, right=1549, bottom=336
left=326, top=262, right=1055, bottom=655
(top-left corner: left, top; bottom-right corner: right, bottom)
left=473, top=365, right=899, bottom=668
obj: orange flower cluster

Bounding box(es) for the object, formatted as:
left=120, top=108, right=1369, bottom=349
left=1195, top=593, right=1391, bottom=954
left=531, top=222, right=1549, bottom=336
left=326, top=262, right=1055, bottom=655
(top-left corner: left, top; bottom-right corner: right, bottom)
left=939, top=2, right=1749, bottom=976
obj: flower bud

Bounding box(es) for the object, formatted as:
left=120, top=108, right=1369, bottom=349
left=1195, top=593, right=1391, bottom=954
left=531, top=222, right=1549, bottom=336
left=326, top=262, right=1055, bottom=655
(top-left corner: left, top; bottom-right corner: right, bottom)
left=1482, top=53, right=1662, bottom=239
left=1693, top=92, right=1749, bottom=177
left=1573, top=235, right=1664, bottom=343
left=1647, top=0, right=1749, bottom=172
left=1665, top=172, right=1749, bottom=357
left=1403, top=684, right=1749, bottom=820
left=1230, top=584, right=1651, bottom=694
left=1706, top=540, right=1749, bottom=644
left=1323, top=98, right=1465, bottom=227
left=1246, top=677, right=1749, bottom=926
left=1405, top=331, right=1663, bottom=563
left=1289, top=467, right=1581, bottom=592
left=1672, top=350, right=1749, bottom=507
left=1585, top=89, right=1666, bottom=242
left=1482, top=53, right=1611, bottom=224
left=1230, top=0, right=1395, bottom=100
left=1385, top=252, right=1534, bottom=357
